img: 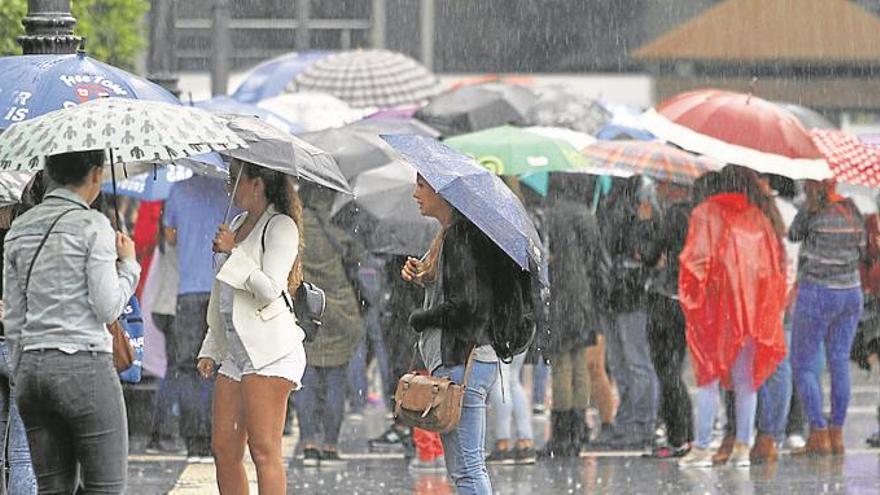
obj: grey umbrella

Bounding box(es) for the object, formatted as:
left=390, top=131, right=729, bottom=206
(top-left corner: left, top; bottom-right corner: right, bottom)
left=415, top=83, right=538, bottom=137
left=218, top=114, right=352, bottom=194
left=777, top=102, right=837, bottom=130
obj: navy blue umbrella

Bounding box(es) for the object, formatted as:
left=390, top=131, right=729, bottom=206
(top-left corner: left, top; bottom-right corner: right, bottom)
left=382, top=134, right=548, bottom=286
left=0, top=52, right=179, bottom=130
left=230, top=51, right=329, bottom=104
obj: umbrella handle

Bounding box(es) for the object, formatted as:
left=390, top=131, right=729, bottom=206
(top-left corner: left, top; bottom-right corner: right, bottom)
left=109, top=149, right=122, bottom=231
left=223, top=166, right=242, bottom=224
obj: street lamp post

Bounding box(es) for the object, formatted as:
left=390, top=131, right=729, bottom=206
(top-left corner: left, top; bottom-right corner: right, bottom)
left=17, top=0, right=81, bottom=55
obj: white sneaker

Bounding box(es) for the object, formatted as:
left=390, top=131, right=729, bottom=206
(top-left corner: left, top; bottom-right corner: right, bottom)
left=678, top=447, right=714, bottom=468
left=409, top=456, right=446, bottom=471
left=784, top=434, right=806, bottom=450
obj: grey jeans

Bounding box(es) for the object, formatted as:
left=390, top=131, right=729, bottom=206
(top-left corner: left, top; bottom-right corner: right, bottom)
left=16, top=350, right=127, bottom=494
left=604, top=311, right=658, bottom=431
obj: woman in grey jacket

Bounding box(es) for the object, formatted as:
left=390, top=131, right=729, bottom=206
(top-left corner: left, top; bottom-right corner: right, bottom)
left=3, top=150, right=140, bottom=493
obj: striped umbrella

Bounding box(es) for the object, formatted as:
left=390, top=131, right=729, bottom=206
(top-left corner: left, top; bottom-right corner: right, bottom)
left=582, top=140, right=721, bottom=184
left=811, top=129, right=880, bottom=187
left=293, top=50, right=441, bottom=109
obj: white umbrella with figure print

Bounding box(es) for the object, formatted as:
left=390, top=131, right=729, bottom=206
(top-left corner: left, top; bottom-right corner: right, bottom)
left=0, top=97, right=247, bottom=225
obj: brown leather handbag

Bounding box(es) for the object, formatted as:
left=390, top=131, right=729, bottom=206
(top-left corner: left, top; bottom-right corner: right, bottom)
left=393, top=351, right=474, bottom=434
left=108, top=320, right=135, bottom=372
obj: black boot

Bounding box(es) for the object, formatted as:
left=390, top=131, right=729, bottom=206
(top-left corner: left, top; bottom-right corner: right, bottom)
left=540, top=410, right=573, bottom=459
left=571, top=409, right=589, bottom=453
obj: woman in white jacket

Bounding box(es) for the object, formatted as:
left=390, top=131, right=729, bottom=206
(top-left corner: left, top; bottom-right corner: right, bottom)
left=197, top=158, right=306, bottom=494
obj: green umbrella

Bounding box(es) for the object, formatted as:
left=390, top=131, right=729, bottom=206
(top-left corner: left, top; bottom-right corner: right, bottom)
left=444, top=125, right=591, bottom=176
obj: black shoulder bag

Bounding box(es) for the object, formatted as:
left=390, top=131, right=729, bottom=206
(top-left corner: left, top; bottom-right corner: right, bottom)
left=260, top=214, right=326, bottom=342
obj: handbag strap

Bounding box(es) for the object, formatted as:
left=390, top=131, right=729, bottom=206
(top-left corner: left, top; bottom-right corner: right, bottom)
left=24, top=208, right=80, bottom=294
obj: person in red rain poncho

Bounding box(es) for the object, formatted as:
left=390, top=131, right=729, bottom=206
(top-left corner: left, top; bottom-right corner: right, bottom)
left=677, top=165, right=788, bottom=469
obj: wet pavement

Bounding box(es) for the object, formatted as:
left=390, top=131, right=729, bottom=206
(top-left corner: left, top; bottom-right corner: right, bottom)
left=127, top=368, right=880, bottom=494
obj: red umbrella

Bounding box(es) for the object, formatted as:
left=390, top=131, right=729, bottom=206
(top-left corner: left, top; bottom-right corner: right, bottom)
left=641, top=89, right=832, bottom=180
left=811, top=129, right=880, bottom=187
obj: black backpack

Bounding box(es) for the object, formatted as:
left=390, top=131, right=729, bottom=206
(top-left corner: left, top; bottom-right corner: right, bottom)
left=488, top=250, right=538, bottom=363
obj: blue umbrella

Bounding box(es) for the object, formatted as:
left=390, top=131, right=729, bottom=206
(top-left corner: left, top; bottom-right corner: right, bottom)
left=230, top=51, right=329, bottom=104
left=101, top=164, right=193, bottom=201
left=193, top=96, right=303, bottom=134
left=0, top=52, right=179, bottom=130
left=382, top=134, right=548, bottom=286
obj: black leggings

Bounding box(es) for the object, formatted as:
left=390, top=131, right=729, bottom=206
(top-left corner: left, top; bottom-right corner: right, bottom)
left=647, top=294, right=694, bottom=446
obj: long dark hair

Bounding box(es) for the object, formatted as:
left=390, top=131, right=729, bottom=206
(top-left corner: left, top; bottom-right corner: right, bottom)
left=240, top=161, right=305, bottom=292
left=717, top=165, right=786, bottom=239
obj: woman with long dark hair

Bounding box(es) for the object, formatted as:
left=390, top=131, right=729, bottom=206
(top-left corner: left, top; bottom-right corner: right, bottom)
left=197, top=158, right=307, bottom=493
left=402, top=175, right=499, bottom=494
left=677, top=165, right=788, bottom=468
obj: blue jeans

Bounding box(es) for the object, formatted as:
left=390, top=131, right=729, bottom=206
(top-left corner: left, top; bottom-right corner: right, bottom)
left=757, top=323, right=793, bottom=440
left=695, top=339, right=756, bottom=449
left=0, top=341, right=36, bottom=495
left=347, top=305, right=391, bottom=412
left=604, top=311, right=658, bottom=430
left=434, top=361, right=497, bottom=495
left=791, top=281, right=863, bottom=430
left=532, top=357, right=548, bottom=406
left=294, top=365, right=347, bottom=446
left=488, top=353, right=532, bottom=441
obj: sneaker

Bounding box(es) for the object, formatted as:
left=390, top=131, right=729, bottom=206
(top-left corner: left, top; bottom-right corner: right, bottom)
left=409, top=456, right=446, bottom=471
left=532, top=404, right=546, bottom=416
left=514, top=447, right=538, bottom=465
left=678, top=447, right=714, bottom=468
left=728, top=442, right=751, bottom=468
left=302, top=448, right=321, bottom=467
left=485, top=449, right=516, bottom=465
left=784, top=434, right=807, bottom=450
left=320, top=450, right=346, bottom=466
left=649, top=443, right=691, bottom=459
left=368, top=426, right=410, bottom=451
left=146, top=437, right=185, bottom=455
left=867, top=432, right=880, bottom=448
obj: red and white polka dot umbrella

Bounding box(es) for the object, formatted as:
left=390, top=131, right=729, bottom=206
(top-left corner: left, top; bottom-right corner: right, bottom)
left=811, top=129, right=880, bottom=187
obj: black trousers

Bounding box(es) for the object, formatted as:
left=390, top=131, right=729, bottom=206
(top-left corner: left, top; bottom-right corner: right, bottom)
left=647, top=293, right=694, bottom=446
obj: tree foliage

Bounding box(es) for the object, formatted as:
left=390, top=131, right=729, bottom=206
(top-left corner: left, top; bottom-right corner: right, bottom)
left=0, top=0, right=149, bottom=71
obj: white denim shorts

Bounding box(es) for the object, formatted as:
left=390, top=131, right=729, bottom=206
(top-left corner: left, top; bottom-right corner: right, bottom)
left=218, top=316, right=305, bottom=388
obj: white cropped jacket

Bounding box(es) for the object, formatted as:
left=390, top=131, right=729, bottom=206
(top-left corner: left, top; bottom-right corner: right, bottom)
left=198, top=206, right=305, bottom=369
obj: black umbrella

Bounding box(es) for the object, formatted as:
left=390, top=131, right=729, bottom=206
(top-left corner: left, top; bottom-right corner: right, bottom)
left=301, top=127, right=438, bottom=255
left=415, top=83, right=538, bottom=137
left=219, top=114, right=352, bottom=194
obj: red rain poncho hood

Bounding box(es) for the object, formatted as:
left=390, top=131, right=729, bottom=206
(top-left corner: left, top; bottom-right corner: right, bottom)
left=679, top=193, right=787, bottom=389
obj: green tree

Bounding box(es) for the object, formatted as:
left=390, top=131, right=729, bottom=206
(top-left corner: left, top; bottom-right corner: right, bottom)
left=0, top=0, right=149, bottom=71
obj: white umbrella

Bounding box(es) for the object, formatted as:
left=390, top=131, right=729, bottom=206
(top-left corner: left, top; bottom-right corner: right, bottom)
left=0, top=97, right=247, bottom=171
left=257, top=92, right=369, bottom=132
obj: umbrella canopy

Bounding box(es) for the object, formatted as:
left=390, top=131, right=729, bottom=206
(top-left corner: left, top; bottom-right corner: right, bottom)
left=526, top=87, right=612, bottom=135
left=0, top=53, right=179, bottom=130
left=230, top=50, right=329, bottom=104
left=382, top=134, right=548, bottom=286
left=777, top=102, right=836, bottom=130
left=219, top=114, right=351, bottom=194
left=100, top=164, right=193, bottom=201
left=300, top=128, right=402, bottom=180
left=365, top=106, right=421, bottom=120
left=444, top=125, right=592, bottom=176
left=331, top=161, right=440, bottom=256
left=257, top=92, right=366, bottom=132
left=641, top=89, right=831, bottom=180
left=415, top=83, right=538, bottom=137
left=293, top=49, right=441, bottom=109
left=0, top=172, right=34, bottom=207
left=583, top=141, right=722, bottom=185
left=194, top=95, right=302, bottom=134
left=0, top=97, right=246, bottom=171
left=344, top=117, right=441, bottom=139
left=811, top=129, right=880, bottom=188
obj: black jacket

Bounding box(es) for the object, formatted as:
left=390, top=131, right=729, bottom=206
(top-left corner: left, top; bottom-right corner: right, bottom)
left=408, top=219, right=496, bottom=367
left=643, top=201, right=694, bottom=299
left=543, top=200, right=602, bottom=354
